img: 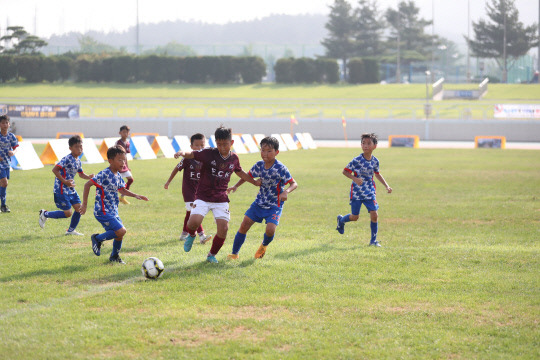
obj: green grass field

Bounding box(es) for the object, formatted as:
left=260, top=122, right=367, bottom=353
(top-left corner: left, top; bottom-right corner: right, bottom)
left=1, top=148, right=539, bottom=359
left=2, top=83, right=539, bottom=120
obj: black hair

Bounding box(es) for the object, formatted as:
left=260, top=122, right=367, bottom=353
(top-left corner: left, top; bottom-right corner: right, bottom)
left=361, top=132, right=378, bottom=145
left=68, top=135, right=83, bottom=147
left=190, top=133, right=205, bottom=144
left=107, top=145, right=126, bottom=160
left=214, top=125, right=232, bottom=141
left=0, top=115, right=10, bottom=123
left=260, top=136, right=279, bottom=151
left=120, top=125, right=130, bottom=132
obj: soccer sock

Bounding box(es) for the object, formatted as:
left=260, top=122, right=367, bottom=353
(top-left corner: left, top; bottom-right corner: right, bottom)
left=0, top=186, right=6, bottom=205
left=231, top=232, right=247, bottom=255
left=68, top=211, right=81, bottom=231
left=111, top=239, right=122, bottom=257
left=209, top=235, right=225, bottom=256
left=45, top=210, right=67, bottom=219
left=197, top=224, right=204, bottom=235
left=188, top=227, right=197, bottom=237
left=125, top=178, right=133, bottom=190
left=341, top=214, right=351, bottom=223
left=262, top=233, right=274, bottom=246
left=183, top=211, right=190, bottom=232
left=96, top=230, right=116, bottom=242
left=370, top=221, right=378, bottom=243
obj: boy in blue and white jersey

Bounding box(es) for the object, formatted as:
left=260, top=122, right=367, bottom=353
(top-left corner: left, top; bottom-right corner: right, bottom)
left=0, top=115, right=19, bottom=213
left=227, top=136, right=298, bottom=259
left=79, top=145, right=148, bottom=264
left=39, top=135, right=94, bottom=235
left=336, top=133, right=392, bottom=247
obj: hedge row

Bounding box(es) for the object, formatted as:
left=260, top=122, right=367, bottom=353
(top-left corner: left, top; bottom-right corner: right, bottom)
left=274, top=58, right=340, bottom=84
left=0, top=55, right=267, bottom=84
left=347, top=58, right=380, bottom=84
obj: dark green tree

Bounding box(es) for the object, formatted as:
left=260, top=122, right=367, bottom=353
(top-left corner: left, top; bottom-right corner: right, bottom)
left=468, top=0, right=538, bottom=83
left=353, top=0, right=385, bottom=58
left=321, top=0, right=356, bottom=79
left=0, top=26, right=47, bottom=55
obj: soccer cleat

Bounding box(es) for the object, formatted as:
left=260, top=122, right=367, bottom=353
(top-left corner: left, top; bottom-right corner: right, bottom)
left=336, top=215, right=345, bottom=234
left=184, top=235, right=195, bottom=252
left=179, top=232, right=188, bottom=241
left=369, top=241, right=382, bottom=247
left=227, top=254, right=239, bottom=260
left=199, top=233, right=213, bottom=244
left=39, top=209, right=47, bottom=228
left=65, top=229, right=84, bottom=236
left=119, top=196, right=130, bottom=205
left=109, top=255, right=126, bottom=264
left=1, top=204, right=10, bottom=213
left=206, top=255, right=219, bottom=263
left=254, top=244, right=267, bottom=259
left=91, top=234, right=101, bottom=256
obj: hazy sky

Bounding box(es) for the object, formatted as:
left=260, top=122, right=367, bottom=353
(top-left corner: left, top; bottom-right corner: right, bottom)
left=1, top=0, right=538, bottom=43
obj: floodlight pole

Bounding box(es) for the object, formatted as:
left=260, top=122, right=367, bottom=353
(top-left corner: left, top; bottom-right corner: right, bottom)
left=136, top=0, right=140, bottom=55
left=466, top=0, right=471, bottom=83
left=425, top=71, right=431, bottom=120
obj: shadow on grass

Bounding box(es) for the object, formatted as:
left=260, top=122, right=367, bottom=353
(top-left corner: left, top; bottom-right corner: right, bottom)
left=1, top=234, right=34, bottom=243
left=0, top=264, right=89, bottom=283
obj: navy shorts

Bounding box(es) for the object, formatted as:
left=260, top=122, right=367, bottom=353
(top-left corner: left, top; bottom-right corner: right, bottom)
left=350, top=199, right=379, bottom=215
left=54, top=192, right=81, bottom=211
left=0, top=167, right=10, bottom=180
left=95, top=214, right=124, bottom=232
left=245, top=203, right=282, bottom=226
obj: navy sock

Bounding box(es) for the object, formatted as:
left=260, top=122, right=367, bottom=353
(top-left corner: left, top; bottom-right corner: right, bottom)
left=96, top=230, right=116, bottom=242
left=111, top=239, right=122, bottom=257
left=341, top=214, right=351, bottom=223
left=45, top=210, right=67, bottom=219
left=231, top=232, right=247, bottom=255
left=262, top=233, right=274, bottom=246
left=0, top=186, right=6, bottom=205
left=68, top=212, right=81, bottom=231
left=370, top=221, right=378, bottom=243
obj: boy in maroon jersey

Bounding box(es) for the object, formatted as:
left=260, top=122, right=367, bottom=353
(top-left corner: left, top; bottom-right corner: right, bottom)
left=164, top=133, right=212, bottom=244
left=174, top=125, right=261, bottom=263
left=115, top=125, right=134, bottom=205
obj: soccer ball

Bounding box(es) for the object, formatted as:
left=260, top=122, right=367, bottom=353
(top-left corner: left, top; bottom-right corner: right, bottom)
left=141, top=257, right=164, bottom=279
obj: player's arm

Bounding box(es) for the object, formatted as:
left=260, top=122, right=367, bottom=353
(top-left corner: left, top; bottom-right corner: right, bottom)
left=374, top=173, right=392, bottom=193
left=278, top=179, right=298, bottom=202
left=164, top=167, right=180, bottom=189
left=119, top=187, right=149, bottom=201
left=79, top=180, right=95, bottom=215
left=227, top=178, right=247, bottom=194
left=78, top=171, right=94, bottom=180
left=174, top=150, right=194, bottom=159
left=52, top=165, right=75, bottom=188
left=342, top=168, right=363, bottom=186
left=235, top=170, right=261, bottom=187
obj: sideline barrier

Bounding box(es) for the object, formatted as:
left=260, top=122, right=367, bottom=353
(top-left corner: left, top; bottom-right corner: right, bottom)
left=231, top=134, right=248, bottom=154
left=271, top=134, right=288, bottom=152
left=475, top=136, right=506, bottom=149
left=82, top=138, right=104, bottom=164
left=99, top=137, right=134, bottom=161
left=294, top=133, right=310, bottom=150
left=132, top=132, right=160, bottom=154
left=56, top=132, right=84, bottom=139
left=172, top=135, right=192, bottom=152
left=130, top=136, right=157, bottom=160
left=11, top=141, right=44, bottom=170
left=280, top=133, right=299, bottom=151
left=302, top=133, right=317, bottom=149
left=154, top=136, right=176, bottom=158
left=388, top=135, right=419, bottom=148
left=241, top=134, right=259, bottom=153
left=40, top=139, right=70, bottom=165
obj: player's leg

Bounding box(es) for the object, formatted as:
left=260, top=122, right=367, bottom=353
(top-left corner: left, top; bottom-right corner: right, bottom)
left=119, top=172, right=132, bottom=204
left=39, top=193, right=71, bottom=228
left=206, top=218, right=229, bottom=263
left=180, top=206, right=191, bottom=240
left=0, top=170, right=10, bottom=212
left=91, top=215, right=124, bottom=257
left=184, top=200, right=208, bottom=252
left=66, top=202, right=83, bottom=235
left=336, top=201, right=361, bottom=234
left=229, top=215, right=256, bottom=258
left=255, top=208, right=281, bottom=259
left=110, top=226, right=127, bottom=263
left=366, top=199, right=380, bottom=246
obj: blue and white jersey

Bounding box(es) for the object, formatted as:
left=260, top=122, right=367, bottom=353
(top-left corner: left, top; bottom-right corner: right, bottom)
left=344, top=154, right=380, bottom=201
left=90, top=168, right=125, bottom=217
left=54, top=154, right=83, bottom=195
left=0, top=132, right=18, bottom=170
left=249, top=159, right=294, bottom=209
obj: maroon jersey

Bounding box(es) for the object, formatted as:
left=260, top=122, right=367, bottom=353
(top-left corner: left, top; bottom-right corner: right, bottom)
left=177, top=158, right=202, bottom=202
left=115, top=138, right=131, bottom=172
left=193, top=148, right=242, bottom=203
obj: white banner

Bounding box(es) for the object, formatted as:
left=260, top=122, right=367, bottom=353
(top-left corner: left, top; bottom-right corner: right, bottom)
left=494, top=104, right=540, bottom=119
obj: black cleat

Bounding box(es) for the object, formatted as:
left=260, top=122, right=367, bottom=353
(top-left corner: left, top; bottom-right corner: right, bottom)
left=109, top=255, right=126, bottom=264
left=91, top=234, right=101, bottom=256
left=1, top=204, right=10, bottom=213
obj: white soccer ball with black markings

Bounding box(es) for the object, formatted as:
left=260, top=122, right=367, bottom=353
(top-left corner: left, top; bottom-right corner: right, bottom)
left=141, top=257, right=164, bottom=279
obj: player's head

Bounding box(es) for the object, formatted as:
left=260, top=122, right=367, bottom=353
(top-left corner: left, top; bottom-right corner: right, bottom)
left=190, top=133, right=205, bottom=151
left=107, top=145, right=127, bottom=171
left=361, top=133, right=378, bottom=151
left=119, top=125, right=130, bottom=138
left=260, top=136, right=279, bottom=151
left=0, top=115, right=10, bottom=131
left=68, top=135, right=84, bottom=157
left=260, top=136, right=279, bottom=163
left=214, top=125, right=233, bottom=156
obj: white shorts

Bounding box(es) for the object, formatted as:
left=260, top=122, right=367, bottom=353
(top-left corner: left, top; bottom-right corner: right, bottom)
left=120, top=170, right=132, bottom=178
left=184, top=201, right=194, bottom=212
left=191, top=199, right=230, bottom=221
